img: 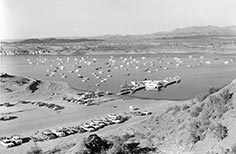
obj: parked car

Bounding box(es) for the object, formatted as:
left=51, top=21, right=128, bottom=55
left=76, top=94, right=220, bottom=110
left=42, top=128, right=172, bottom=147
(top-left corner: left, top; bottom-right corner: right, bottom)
left=31, top=134, right=48, bottom=142
left=0, top=116, right=17, bottom=121
left=76, top=127, right=87, bottom=133
left=50, top=129, right=66, bottom=137
left=10, top=135, right=23, bottom=145
left=0, top=139, right=15, bottom=148
left=142, top=111, right=152, bottom=115
left=42, top=130, right=57, bottom=140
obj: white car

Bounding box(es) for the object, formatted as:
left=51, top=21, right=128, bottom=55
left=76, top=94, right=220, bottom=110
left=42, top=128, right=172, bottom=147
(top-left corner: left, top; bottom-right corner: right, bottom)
left=142, top=111, right=152, bottom=115
left=0, top=139, right=15, bottom=148
left=81, top=125, right=96, bottom=132
left=11, top=135, right=23, bottom=145
left=50, top=129, right=66, bottom=137
left=111, top=119, right=123, bottom=124
left=107, top=114, right=118, bottom=119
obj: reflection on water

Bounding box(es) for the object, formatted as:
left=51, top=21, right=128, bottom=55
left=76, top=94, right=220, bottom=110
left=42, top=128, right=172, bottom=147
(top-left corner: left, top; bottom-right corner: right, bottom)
left=1, top=54, right=236, bottom=100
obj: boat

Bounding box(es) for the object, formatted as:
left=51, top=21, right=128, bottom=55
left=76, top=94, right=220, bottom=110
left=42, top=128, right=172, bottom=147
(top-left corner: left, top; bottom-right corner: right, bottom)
left=61, top=75, right=67, bottom=78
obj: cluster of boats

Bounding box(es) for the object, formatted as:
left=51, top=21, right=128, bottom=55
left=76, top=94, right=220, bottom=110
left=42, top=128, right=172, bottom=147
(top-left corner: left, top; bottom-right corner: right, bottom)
left=25, top=55, right=235, bottom=96
left=118, top=76, right=181, bottom=95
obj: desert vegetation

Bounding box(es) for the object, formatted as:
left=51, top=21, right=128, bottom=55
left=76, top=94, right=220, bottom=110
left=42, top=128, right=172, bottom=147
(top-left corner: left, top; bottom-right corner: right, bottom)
left=127, top=85, right=235, bottom=154
left=188, top=88, right=233, bottom=144
left=74, top=132, right=157, bottom=154
left=26, top=145, right=43, bottom=154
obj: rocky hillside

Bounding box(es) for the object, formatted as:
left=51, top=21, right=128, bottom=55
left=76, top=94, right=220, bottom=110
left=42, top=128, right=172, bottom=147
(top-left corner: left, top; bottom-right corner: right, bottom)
left=127, top=79, right=236, bottom=154
left=66, top=79, right=236, bottom=154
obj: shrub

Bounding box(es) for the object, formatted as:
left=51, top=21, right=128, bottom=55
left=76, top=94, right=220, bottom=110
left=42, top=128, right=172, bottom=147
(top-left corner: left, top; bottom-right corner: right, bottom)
left=182, top=104, right=190, bottom=110
left=190, top=110, right=199, bottom=117
left=48, top=147, right=61, bottom=154
left=105, top=138, right=130, bottom=154
left=220, top=89, right=233, bottom=104
left=121, top=132, right=134, bottom=141
left=26, top=145, right=43, bottom=154
left=172, top=105, right=181, bottom=115
left=208, top=87, right=220, bottom=94
left=189, top=120, right=206, bottom=144
left=190, top=106, right=202, bottom=117
left=195, top=106, right=203, bottom=113
left=213, top=123, right=228, bottom=140
left=196, top=86, right=226, bottom=102
left=189, top=130, right=201, bottom=144
left=232, top=143, right=236, bottom=154
left=196, top=93, right=209, bottom=102
left=199, top=110, right=211, bottom=128
left=208, top=95, right=229, bottom=119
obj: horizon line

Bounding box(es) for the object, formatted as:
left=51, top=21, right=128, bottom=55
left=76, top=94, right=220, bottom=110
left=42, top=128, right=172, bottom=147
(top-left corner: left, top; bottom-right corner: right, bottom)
left=1, top=24, right=236, bottom=41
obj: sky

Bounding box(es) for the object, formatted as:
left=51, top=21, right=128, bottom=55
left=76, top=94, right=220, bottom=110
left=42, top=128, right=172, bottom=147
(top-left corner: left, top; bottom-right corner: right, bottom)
left=0, top=0, right=236, bottom=40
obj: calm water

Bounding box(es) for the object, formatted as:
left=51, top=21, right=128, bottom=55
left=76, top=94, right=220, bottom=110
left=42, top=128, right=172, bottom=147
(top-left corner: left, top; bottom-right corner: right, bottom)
left=1, top=54, right=236, bottom=100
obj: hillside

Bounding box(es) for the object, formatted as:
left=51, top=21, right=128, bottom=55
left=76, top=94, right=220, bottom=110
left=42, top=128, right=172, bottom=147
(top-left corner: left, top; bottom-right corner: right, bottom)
left=17, top=38, right=104, bottom=44
left=129, top=81, right=236, bottom=154
left=67, top=79, right=236, bottom=154
left=0, top=73, right=76, bottom=101
left=170, top=25, right=236, bottom=36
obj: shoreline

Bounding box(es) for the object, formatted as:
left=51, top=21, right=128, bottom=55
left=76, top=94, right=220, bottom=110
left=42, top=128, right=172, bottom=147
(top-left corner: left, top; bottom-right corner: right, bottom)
left=1, top=51, right=236, bottom=57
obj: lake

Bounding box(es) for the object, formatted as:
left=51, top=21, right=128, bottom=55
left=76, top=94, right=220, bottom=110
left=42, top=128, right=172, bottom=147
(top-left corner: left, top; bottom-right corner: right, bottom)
left=1, top=53, right=236, bottom=100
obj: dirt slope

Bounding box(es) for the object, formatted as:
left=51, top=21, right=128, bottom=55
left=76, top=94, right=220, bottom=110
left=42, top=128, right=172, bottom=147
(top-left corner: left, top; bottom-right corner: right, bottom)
left=129, top=79, right=236, bottom=154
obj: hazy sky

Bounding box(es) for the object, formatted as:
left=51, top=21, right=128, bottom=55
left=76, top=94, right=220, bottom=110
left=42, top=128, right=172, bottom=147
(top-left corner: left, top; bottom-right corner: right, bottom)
left=1, top=0, right=236, bottom=40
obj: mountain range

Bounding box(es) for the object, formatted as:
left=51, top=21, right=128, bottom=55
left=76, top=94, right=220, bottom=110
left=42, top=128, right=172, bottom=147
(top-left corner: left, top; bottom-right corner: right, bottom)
left=169, top=25, right=236, bottom=36
left=3, top=25, right=236, bottom=44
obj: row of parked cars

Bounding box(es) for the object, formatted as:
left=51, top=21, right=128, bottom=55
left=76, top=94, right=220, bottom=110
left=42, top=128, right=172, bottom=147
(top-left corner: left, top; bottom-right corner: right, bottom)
left=0, top=115, right=17, bottom=121
left=0, top=135, right=24, bottom=148
left=0, top=108, right=152, bottom=148
left=19, top=100, right=64, bottom=111
left=61, top=91, right=110, bottom=106
left=62, top=95, right=94, bottom=105
left=0, top=102, right=15, bottom=107
left=130, top=110, right=152, bottom=116
left=31, top=113, right=129, bottom=142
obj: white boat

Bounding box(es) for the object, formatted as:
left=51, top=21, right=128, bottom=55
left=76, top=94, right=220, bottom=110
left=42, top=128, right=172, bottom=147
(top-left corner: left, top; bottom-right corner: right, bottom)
left=62, top=75, right=67, bottom=78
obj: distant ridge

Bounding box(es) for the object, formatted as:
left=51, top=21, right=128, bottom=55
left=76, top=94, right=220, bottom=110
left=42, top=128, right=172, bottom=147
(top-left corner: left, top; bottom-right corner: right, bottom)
left=169, top=25, right=236, bottom=36
left=3, top=25, right=236, bottom=43
left=92, top=25, right=236, bottom=39
left=16, top=38, right=104, bottom=44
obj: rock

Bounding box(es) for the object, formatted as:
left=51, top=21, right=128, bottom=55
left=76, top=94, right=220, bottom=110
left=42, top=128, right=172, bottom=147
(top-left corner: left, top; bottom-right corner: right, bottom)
left=83, top=134, right=109, bottom=153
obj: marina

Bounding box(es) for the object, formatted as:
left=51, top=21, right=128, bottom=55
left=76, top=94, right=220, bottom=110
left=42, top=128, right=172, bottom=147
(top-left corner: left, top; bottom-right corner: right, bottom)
left=1, top=54, right=236, bottom=100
